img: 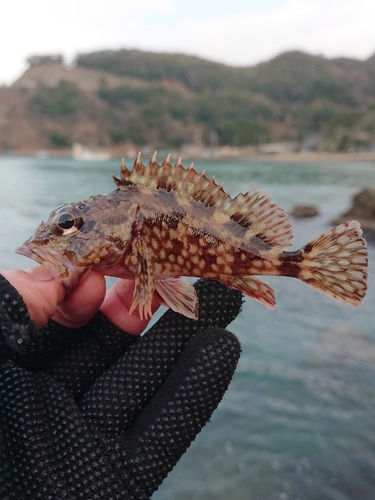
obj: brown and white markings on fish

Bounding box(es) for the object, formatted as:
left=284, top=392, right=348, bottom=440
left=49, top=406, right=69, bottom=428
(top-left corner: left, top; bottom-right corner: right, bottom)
left=16, top=153, right=368, bottom=319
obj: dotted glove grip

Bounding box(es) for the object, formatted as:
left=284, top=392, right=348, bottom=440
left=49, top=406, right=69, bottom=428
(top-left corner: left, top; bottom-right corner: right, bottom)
left=0, top=278, right=242, bottom=499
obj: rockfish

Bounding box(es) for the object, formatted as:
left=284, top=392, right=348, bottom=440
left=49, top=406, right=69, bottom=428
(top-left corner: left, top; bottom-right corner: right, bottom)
left=16, top=154, right=368, bottom=319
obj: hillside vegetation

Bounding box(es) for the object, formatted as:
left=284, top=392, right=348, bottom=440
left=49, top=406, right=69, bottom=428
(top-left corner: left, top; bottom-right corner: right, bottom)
left=1, top=49, right=375, bottom=152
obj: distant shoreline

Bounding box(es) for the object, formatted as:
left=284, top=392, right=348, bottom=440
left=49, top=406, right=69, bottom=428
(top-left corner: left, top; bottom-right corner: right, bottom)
left=242, top=151, right=375, bottom=163
left=1, top=149, right=375, bottom=164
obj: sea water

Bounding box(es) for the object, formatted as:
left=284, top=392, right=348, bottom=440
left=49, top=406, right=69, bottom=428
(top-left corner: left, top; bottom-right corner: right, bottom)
left=0, top=156, right=374, bottom=499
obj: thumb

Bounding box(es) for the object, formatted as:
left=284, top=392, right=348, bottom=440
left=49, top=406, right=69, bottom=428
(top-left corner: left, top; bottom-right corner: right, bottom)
left=1, top=267, right=65, bottom=328
left=52, top=271, right=106, bottom=328
left=1, top=268, right=106, bottom=329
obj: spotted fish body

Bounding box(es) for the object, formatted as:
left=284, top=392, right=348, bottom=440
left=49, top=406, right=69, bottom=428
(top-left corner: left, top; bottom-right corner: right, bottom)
left=17, top=154, right=368, bottom=319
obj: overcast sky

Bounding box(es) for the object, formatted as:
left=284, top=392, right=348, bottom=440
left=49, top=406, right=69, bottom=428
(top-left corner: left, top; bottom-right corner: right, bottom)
left=1, top=0, right=375, bottom=85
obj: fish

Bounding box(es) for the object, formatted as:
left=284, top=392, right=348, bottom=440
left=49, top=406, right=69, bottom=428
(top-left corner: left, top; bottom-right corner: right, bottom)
left=16, top=153, right=368, bottom=320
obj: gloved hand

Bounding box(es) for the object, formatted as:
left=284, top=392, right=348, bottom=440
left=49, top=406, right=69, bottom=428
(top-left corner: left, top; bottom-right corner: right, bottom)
left=0, top=276, right=242, bottom=499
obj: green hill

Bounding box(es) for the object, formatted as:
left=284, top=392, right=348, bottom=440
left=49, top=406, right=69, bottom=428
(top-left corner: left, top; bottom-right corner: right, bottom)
left=1, top=49, right=374, bottom=152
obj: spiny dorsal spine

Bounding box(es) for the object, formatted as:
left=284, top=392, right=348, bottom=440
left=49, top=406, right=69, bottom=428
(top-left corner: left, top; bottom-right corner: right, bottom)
left=113, top=153, right=293, bottom=249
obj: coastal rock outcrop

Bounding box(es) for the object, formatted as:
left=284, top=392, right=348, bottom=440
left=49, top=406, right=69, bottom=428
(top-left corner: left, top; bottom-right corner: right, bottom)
left=333, top=188, right=375, bottom=235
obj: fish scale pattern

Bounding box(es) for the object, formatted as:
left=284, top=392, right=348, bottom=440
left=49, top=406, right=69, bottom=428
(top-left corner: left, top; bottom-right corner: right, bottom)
left=0, top=276, right=242, bottom=499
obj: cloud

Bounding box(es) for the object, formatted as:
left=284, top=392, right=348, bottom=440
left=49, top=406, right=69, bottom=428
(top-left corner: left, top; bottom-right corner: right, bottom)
left=157, top=0, right=375, bottom=65
left=1, top=0, right=375, bottom=84
left=1, top=0, right=173, bottom=84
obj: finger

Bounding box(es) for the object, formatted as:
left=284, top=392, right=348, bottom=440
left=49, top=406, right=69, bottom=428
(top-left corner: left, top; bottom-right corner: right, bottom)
left=42, top=278, right=160, bottom=400
left=81, top=279, right=243, bottom=431
left=100, top=279, right=162, bottom=336
left=52, top=271, right=106, bottom=328
left=43, top=312, right=138, bottom=401
left=95, top=328, right=241, bottom=497
left=1, top=267, right=65, bottom=328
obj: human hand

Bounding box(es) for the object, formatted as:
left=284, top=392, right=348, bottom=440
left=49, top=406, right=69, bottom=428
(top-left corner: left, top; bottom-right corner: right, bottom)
left=1, top=266, right=161, bottom=334
left=0, top=274, right=242, bottom=499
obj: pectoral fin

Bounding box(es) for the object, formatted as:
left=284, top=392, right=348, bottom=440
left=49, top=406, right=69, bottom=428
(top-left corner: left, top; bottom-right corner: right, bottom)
left=155, top=278, right=199, bottom=319
left=218, top=276, right=275, bottom=309
left=130, top=238, right=155, bottom=319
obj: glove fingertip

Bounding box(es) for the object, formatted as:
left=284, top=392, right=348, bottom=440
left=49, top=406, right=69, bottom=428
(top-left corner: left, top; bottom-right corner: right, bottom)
left=120, top=327, right=241, bottom=496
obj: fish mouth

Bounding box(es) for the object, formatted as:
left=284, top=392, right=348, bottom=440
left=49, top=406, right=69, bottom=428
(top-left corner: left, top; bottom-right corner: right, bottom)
left=16, top=241, right=87, bottom=289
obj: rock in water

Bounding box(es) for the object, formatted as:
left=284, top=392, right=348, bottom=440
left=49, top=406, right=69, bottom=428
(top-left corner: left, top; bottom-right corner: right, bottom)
left=333, top=188, right=375, bottom=236
left=291, top=205, right=319, bottom=218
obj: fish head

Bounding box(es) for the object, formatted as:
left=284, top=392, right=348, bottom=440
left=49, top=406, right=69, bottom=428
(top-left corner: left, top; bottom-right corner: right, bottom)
left=16, top=194, right=138, bottom=288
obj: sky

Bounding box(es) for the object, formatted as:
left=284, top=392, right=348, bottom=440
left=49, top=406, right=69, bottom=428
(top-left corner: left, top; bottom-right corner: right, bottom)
left=1, top=0, right=375, bottom=85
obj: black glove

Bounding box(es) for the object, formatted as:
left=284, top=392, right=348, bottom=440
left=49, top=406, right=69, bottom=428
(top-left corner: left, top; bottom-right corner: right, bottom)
left=0, top=276, right=242, bottom=499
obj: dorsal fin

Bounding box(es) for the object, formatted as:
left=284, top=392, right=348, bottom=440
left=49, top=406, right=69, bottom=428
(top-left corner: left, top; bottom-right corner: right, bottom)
left=225, top=189, right=293, bottom=249
left=113, top=153, right=293, bottom=249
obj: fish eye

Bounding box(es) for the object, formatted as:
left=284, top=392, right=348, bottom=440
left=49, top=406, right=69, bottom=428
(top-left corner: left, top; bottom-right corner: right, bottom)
left=51, top=208, right=85, bottom=237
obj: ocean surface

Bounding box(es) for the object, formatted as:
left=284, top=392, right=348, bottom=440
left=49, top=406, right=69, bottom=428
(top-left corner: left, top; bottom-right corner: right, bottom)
left=0, top=156, right=374, bottom=500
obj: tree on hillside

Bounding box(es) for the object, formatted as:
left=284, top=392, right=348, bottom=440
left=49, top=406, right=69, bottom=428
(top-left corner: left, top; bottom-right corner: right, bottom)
left=27, top=54, right=64, bottom=67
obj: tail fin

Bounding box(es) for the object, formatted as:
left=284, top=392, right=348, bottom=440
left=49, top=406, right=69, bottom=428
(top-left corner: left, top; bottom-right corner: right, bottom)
left=299, top=221, right=368, bottom=306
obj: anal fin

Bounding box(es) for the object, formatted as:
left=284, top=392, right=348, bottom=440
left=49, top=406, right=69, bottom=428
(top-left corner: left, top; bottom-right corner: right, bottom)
left=155, top=278, right=199, bottom=319
left=218, top=276, right=275, bottom=309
